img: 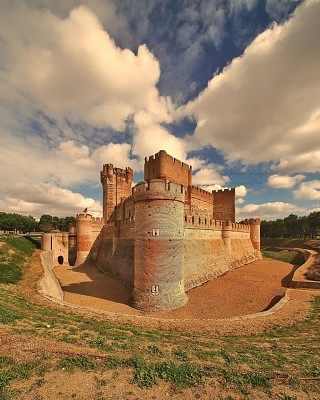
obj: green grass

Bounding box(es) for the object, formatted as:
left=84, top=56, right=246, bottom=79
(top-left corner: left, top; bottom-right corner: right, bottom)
left=59, top=356, right=98, bottom=372
left=0, top=235, right=36, bottom=284
left=261, top=238, right=320, bottom=250
left=0, top=235, right=319, bottom=398
left=261, top=247, right=305, bottom=265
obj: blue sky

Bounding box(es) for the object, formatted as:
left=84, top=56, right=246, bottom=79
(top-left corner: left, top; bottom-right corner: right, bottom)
left=0, top=0, right=319, bottom=220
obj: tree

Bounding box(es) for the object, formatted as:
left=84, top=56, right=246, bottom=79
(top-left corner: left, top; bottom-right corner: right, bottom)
left=39, top=215, right=54, bottom=232
left=284, top=214, right=299, bottom=238
left=307, top=211, right=320, bottom=238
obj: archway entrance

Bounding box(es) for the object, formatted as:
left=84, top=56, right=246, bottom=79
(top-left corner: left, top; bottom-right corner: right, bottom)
left=57, top=255, right=64, bottom=265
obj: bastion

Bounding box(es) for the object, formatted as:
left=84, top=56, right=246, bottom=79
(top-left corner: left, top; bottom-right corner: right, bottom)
left=42, top=150, right=261, bottom=312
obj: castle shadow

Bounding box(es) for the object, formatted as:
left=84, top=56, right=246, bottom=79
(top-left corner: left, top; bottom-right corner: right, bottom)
left=57, top=263, right=132, bottom=306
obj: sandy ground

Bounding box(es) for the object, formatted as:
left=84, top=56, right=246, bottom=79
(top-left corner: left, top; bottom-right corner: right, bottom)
left=54, top=259, right=296, bottom=319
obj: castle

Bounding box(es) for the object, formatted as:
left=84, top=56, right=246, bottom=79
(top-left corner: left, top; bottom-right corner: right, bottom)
left=42, top=150, right=261, bottom=312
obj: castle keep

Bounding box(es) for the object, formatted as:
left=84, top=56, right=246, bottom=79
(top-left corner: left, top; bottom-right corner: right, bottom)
left=42, top=150, right=261, bottom=312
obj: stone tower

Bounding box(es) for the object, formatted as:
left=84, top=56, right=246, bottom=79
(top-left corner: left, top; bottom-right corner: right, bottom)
left=100, top=164, right=133, bottom=222
left=132, top=179, right=187, bottom=311
left=212, top=188, right=236, bottom=222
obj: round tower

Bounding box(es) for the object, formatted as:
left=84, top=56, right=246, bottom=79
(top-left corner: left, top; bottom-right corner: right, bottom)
left=249, top=218, right=261, bottom=251
left=74, top=214, right=93, bottom=266
left=41, top=233, right=53, bottom=251
left=132, top=179, right=187, bottom=311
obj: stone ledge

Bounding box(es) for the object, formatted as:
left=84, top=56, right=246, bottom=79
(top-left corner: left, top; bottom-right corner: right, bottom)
left=290, top=248, right=320, bottom=290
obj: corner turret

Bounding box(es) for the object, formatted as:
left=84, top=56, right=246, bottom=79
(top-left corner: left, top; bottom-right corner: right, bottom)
left=248, top=218, right=261, bottom=251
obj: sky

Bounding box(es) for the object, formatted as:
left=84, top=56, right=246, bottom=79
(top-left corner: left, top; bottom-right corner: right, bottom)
left=0, top=0, right=319, bottom=221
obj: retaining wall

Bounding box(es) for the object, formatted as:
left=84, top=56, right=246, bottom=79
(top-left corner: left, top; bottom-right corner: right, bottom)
left=290, top=248, right=320, bottom=289
left=39, top=250, right=64, bottom=301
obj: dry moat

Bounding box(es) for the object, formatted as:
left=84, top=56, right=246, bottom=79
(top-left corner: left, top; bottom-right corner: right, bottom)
left=53, top=258, right=296, bottom=320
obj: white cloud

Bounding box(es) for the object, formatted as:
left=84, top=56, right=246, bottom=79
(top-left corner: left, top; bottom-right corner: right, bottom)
left=132, top=110, right=186, bottom=162
left=0, top=183, right=102, bottom=219
left=0, top=5, right=165, bottom=132
left=193, top=166, right=230, bottom=186
left=268, top=174, right=305, bottom=189
left=293, top=180, right=320, bottom=201
left=181, top=0, right=320, bottom=173
left=275, top=151, right=320, bottom=174
left=235, top=185, right=247, bottom=197
left=236, top=198, right=245, bottom=204
left=237, top=201, right=305, bottom=221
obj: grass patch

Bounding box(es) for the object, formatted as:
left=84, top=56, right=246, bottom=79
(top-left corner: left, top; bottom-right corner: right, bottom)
left=125, top=356, right=206, bottom=388
left=0, top=235, right=36, bottom=284
left=261, top=247, right=305, bottom=265
left=0, top=235, right=36, bottom=257
left=223, top=369, right=271, bottom=393
left=0, top=360, right=44, bottom=399
left=59, top=356, right=98, bottom=372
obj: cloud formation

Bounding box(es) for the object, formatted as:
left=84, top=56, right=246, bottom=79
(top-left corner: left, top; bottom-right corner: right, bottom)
left=0, top=183, right=102, bottom=219
left=293, top=180, right=320, bottom=201
left=183, top=0, right=320, bottom=173
left=0, top=5, right=165, bottom=132
left=237, top=201, right=304, bottom=220
left=268, top=174, right=305, bottom=189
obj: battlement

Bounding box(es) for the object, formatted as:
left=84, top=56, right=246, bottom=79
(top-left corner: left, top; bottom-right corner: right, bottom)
left=76, top=214, right=104, bottom=223
left=212, top=188, right=235, bottom=194
left=76, top=213, right=93, bottom=221
left=184, top=216, right=250, bottom=232
left=185, top=215, right=217, bottom=229
left=232, top=222, right=250, bottom=231
left=100, top=164, right=133, bottom=182
left=191, top=186, right=214, bottom=200
left=248, top=218, right=261, bottom=225
left=132, top=179, right=185, bottom=203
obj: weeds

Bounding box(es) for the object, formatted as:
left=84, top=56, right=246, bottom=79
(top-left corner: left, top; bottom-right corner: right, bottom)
left=59, top=356, right=98, bottom=372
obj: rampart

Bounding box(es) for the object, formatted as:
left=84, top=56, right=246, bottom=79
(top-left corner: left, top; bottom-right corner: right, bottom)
left=42, top=150, right=261, bottom=312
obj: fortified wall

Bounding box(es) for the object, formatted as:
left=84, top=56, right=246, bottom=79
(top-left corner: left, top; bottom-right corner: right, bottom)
left=42, top=150, right=261, bottom=312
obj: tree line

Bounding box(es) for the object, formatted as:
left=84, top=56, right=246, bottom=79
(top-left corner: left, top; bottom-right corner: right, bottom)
left=1, top=210, right=319, bottom=238
left=260, top=211, right=320, bottom=239
left=0, top=212, right=76, bottom=233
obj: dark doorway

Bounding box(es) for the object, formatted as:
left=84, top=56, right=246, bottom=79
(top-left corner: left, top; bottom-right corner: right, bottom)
left=57, top=256, right=64, bottom=265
